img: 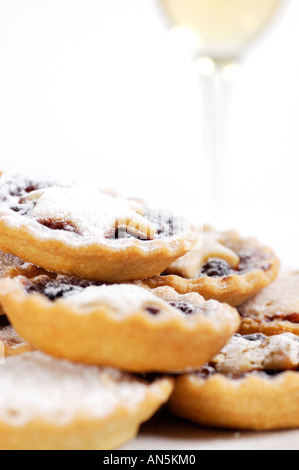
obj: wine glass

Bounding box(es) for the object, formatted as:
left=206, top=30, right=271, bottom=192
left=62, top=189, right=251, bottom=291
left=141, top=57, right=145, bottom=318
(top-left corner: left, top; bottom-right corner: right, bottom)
left=158, top=0, right=286, bottom=222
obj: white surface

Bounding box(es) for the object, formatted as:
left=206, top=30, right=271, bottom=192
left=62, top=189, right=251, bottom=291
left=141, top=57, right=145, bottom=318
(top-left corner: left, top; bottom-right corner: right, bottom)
left=122, top=410, right=299, bottom=450
left=0, top=0, right=298, bottom=259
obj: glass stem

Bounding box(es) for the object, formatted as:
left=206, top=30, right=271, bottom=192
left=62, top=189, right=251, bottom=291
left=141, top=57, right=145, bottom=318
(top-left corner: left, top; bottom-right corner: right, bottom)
left=198, top=61, right=237, bottom=224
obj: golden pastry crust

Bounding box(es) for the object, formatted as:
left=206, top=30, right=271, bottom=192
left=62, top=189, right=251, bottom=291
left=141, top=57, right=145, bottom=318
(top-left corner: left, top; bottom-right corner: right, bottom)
left=0, top=352, right=173, bottom=450
left=0, top=173, right=197, bottom=282
left=142, top=228, right=280, bottom=307
left=0, top=317, right=34, bottom=356
left=0, top=276, right=240, bottom=373
left=239, top=271, right=299, bottom=336
left=168, top=333, right=299, bottom=430
left=168, top=371, right=299, bottom=431
left=0, top=250, right=49, bottom=315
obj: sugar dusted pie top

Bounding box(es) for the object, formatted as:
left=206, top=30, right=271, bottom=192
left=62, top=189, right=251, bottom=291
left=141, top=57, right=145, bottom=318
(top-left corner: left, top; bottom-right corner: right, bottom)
left=239, top=271, right=299, bottom=320
left=27, top=185, right=156, bottom=239
left=209, top=333, right=299, bottom=376
left=19, top=274, right=234, bottom=322
left=66, top=283, right=231, bottom=320
left=0, top=173, right=190, bottom=247
left=164, top=227, right=275, bottom=280
left=153, top=286, right=231, bottom=319
left=166, top=228, right=240, bottom=279
left=0, top=351, right=163, bottom=425
left=64, top=283, right=168, bottom=314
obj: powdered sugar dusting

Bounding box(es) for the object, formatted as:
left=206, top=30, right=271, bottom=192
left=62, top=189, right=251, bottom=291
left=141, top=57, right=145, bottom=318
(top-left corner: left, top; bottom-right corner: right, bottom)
left=0, top=173, right=59, bottom=211
left=239, top=271, right=299, bottom=318
left=26, top=185, right=155, bottom=238
left=212, top=333, right=299, bottom=376
left=62, top=282, right=231, bottom=322
left=165, top=228, right=240, bottom=279
left=64, top=283, right=165, bottom=314
left=0, top=352, right=155, bottom=425
left=0, top=173, right=194, bottom=253
left=153, top=286, right=225, bottom=318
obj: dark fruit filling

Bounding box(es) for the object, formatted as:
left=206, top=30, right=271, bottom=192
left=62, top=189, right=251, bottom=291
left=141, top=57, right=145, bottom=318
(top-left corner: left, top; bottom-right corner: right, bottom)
left=25, top=276, right=102, bottom=301
left=37, top=218, right=82, bottom=236
left=138, top=373, right=161, bottom=383
left=1, top=177, right=56, bottom=216
left=3, top=177, right=82, bottom=235
left=2, top=178, right=50, bottom=203
left=201, top=258, right=233, bottom=278
left=145, top=300, right=200, bottom=316
left=1, top=176, right=183, bottom=241
left=198, top=365, right=217, bottom=378
left=239, top=332, right=299, bottom=344
left=200, top=249, right=271, bottom=278
left=103, top=209, right=183, bottom=241
left=105, top=210, right=184, bottom=241
left=2, top=178, right=82, bottom=235
left=0, top=316, right=10, bottom=328
left=156, top=216, right=175, bottom=238
left=263, top=370, right=283, bottom=377
left=264, top=313, right=299, bottom=324
left=197, top=333, right=299, bottom=380
left=237, top=252, right=254, bottom=272
left=146, top=307, right=161, bottom=315
left=10, top=204, right=32, bottom=216
left=144, top=209, right=184, bottom=239
left=169, top=300, right=199, bottom=315
left=238, top=333, right=267, bottom=342
left=197, top=365, right=288, bottom=380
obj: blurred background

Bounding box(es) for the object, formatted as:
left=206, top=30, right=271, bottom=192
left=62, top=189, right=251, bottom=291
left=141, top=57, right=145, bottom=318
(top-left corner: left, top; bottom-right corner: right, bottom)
left=0, top=0, right=298, bottom=266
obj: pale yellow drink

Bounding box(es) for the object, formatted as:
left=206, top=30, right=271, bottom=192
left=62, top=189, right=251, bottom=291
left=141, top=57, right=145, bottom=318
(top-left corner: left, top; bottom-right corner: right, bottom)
left=160, top=0, right=283, bottom=58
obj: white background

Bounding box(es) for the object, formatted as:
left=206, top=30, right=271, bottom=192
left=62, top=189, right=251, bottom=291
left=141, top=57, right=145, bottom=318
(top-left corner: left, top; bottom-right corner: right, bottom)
left=0, top=0, right=298, bottom=267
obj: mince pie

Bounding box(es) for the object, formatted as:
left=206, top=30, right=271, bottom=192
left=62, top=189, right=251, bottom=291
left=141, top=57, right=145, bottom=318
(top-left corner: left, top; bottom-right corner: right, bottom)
left=0, top=172, right=197, bottom=282
left=239, top=271, right=299, bottom=336
left=142, top=227, right=280, bottom=306
left=0, top=351, right=173, bottom=450
left=0, top=274, right=240, bottom=373
left=168, top=333, right=299, bottom=430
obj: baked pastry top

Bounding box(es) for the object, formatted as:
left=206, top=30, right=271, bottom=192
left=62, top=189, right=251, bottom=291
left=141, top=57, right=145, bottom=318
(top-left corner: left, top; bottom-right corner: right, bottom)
left=142, top=227, right=280, bottom=306
left=0, top=351, right=170, bottom=426
left=0, top=173, right=188, bottom=242
left=168, top=333, right=299, bottom=431
left=0, top=350, right=173, bottom=450
left=0, top=173, right=197, bottom=281
left=239, top=271, right=299, bottom=335
left=202, top=333, right=299, bottom=378
left=0, top=274, right=240, bottom=372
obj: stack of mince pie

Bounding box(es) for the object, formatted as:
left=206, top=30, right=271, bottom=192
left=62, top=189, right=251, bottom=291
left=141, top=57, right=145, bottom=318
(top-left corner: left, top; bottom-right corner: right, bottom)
left=0, top=171, right=297, bottom=450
